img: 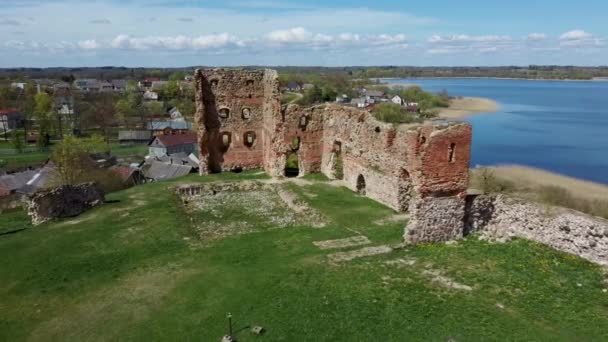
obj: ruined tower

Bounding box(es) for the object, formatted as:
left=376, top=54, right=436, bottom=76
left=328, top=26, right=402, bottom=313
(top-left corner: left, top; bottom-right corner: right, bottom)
left=195, top=68, right=474, bottom=244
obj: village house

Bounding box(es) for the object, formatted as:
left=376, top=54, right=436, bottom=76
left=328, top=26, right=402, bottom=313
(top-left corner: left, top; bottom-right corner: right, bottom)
left=0, top=109, right=25, bottom=130
left=10, top=82, right=27, bottom=90
left=168, top=107, right=185, bottom=121
left=143, top=90, right=159, bottom=101
left=111, top=80, right=127, bottom=92
left=147, top=120, right=191, bottom=136
left=284, top=81, right=301, bottom=92
left=147, top=131, right=197, bottom=157
left=99, top=81, right=114, bottom=92
left=139, top=77, right=160, bottom=89
left=302, top=83, right=315, bottom=91
left=391, top=95, right=404, bottom=105
left=74, top=79, right=100, bottom=93
left=363, top=90, right=385, bottom=103
left=118, top=130, right=152, bottom=144
left=335, top=94, right=350, bottom=103
left=350, top=97, right=367, bottom=108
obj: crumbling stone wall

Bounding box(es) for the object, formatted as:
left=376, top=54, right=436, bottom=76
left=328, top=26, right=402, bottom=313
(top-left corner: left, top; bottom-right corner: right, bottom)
left=195, top=68, right=474, bottom=243
left=195, top=69, right=275, bottom=173
left=27, top=183, right=105, bottom=225
left=404, top=123, right=473, bottom=243
left=466, top=194, right=608, bottom=267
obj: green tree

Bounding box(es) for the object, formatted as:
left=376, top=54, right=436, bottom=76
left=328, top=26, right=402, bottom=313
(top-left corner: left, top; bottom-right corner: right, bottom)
left=371, top=103, right=417, bottom=124
left=51, top=135, right=88, bottom=185
left=11, top=131, right=25, bottom=152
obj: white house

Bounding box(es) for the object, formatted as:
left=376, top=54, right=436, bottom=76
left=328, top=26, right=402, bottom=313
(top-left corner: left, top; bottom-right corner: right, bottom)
left=391, top=95, right=403, bottom=105
left=143, top=91, right=159, bottom=101
left=169, top=107, right=185, bottom=122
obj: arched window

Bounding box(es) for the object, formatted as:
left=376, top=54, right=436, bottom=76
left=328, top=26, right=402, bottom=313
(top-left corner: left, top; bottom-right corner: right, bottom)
left=219, top=107, right=230, bottom=119
left=244, top=131, right=256, bottom=148
left=448, top=143, right=456, bottom=163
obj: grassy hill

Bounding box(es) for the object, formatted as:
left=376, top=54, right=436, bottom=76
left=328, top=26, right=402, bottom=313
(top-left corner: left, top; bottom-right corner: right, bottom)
left=1, top=171, right=607, bottom=341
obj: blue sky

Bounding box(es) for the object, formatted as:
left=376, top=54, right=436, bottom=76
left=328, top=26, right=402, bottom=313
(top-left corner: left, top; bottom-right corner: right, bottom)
left=0, top=0, right=607, bottom=67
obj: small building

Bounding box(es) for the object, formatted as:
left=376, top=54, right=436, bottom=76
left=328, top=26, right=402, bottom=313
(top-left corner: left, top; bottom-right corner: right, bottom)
left=148, top=131, right=197, bottom=157
left=74, top=79, right=100, bottom=92
left=10, top=82, right=27, bottom=90
left=0, top=109, right=25, bottom=130
left=285, top=81, right=301, bottom=92
left=391, top=95, right=403, bottom=106
left=168, top=107, right=185, bottom=121
left=147, top=121, right=191, bottom=136
left=143, top=90, right=159, bottom=101
left=335, top=94, right=350, bottom=103
left=139, top=77, right=160, bottom=89
left=364, top=90, right=385, bottom=102
left=112, top=80, right=127, bottom=92
left=142, top=161, right=192, bottom=181
left=118, top=130, right=152, bottom=144
left=350, top=98, right=367, bottom=108
left=110, top=166, right=146, bottom=186
left=99, top=81, right=114, bottom=92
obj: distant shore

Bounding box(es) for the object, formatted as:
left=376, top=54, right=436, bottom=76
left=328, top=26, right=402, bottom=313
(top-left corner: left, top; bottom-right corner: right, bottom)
left=377, top=77, right=608, bottom=83
left=438, top=97, right=500, bottom=119
left=478, top=165, right=608, bottom=200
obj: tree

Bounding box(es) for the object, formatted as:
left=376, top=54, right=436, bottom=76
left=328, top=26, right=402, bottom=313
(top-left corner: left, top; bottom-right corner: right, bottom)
left=371, top=103, right=417, bottom=124
left=50, top=134, right=110, bottom=186
left=11, top=131, right=24, bottom=152
left=51, top=135, right=88, bottom=185
left=34, top=92, right=55, bottom=143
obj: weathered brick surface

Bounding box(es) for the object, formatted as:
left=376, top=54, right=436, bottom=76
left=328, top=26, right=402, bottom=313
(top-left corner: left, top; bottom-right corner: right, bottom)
left=195, top=69, right=473, bottom=243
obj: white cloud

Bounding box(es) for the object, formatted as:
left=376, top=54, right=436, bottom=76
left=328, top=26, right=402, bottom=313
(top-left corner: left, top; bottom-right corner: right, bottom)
left=560, top=30, right=592, bottom=40
left=78, top=39, right=99, bottom=50
left=110, top=33, right=245, bottom=50
left=527, top=33, right=547, bottom=41
left=428, top=34, right=512, bottom=44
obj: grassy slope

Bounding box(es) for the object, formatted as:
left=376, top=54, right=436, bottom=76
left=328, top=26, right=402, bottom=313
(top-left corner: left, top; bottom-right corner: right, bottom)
left=0, top=171, right=607, bottom=341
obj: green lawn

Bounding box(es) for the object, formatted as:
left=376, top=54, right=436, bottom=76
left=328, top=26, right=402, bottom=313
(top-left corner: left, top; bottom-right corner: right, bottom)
left=0, top=143, right=148, bottom=169
left=0, top=171, right=607, bottom=341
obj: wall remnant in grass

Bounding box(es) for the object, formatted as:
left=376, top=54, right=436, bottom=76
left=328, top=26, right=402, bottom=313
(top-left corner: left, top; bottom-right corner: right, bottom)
left=27, top=182, right=105, bottom=225
left=465, top=194, right=608, bottom=267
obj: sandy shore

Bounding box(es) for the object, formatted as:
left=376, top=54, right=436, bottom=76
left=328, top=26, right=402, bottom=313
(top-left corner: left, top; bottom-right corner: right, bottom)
left=438, top=97, right=500, bottom=119
left=483, top=165, right=608, bottom=200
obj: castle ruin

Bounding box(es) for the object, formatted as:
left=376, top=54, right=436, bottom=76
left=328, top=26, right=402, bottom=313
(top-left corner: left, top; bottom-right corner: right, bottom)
left=195, top=68, right=473, bottom=244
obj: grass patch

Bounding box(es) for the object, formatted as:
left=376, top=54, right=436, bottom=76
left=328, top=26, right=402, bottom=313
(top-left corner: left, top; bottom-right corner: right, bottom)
left=1, top=172, right=607, bottom=341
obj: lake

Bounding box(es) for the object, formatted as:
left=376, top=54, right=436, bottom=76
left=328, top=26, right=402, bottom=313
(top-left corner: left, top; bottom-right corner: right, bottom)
left=383, top=78, right=608, bottom=185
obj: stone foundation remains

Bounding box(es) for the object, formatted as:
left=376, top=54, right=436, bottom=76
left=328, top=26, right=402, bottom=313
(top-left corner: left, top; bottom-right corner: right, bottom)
left=27, top=183, right=105, bottom=225
left=466, top=194, right=608, bottom=267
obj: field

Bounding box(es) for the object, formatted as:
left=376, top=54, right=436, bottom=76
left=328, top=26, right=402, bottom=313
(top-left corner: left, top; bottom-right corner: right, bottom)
left=1, top=171, right=607, bottom=341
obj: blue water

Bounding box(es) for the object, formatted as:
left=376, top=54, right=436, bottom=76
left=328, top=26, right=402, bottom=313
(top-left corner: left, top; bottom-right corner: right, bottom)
left=384, top=78, right=608, bottom=184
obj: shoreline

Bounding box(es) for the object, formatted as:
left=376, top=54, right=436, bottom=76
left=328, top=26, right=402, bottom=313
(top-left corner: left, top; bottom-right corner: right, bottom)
left=477, top=165, right=608, bottom=200
left=437, top=97, right=500, bottom=119
left=377, top=76, right=608, bottom=83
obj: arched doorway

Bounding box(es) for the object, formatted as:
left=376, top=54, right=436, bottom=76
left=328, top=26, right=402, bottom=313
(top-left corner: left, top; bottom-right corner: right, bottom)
left=285, top=153, right=300, bottom=178
left=356, top=174, right=366, bottom=195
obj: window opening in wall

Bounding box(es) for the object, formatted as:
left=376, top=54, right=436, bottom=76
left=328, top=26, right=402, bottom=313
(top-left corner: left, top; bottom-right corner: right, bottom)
left=356, top=174, right=366, bottom=195
left=375, top=126, right=381, bottom=133
left=219, top=107, right=230, bottom=119
left=246, top=80, right=254, bottom=86
left=401, top=168, right=410, bottom=180
left=420, top=136, right=427, bottom=145
left=244, top=131, right=256, bottom=148
left=221, top=132, right=232, bottom=147
left=285, top=153, right=299, bottom=178
left=332, top=141, right=343, bottom=180
left=299, top=116, right=308, bottom=130
left=449, top=143, right=456, bottom=163
left=242, top=108, right=251, bottom=120
left=210, top=79, right=219, bottom=87
left=291, top=136, right=301, bottom=151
